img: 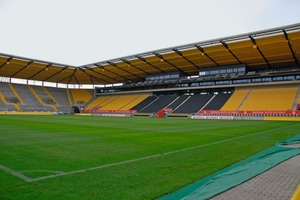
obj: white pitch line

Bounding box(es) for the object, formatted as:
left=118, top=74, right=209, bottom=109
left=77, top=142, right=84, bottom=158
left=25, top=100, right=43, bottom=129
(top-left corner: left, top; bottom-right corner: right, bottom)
left=0, top=164, right=32, bottom=182
left=2, top=123, right=299, bottom=182
left=30, top=154, right=161, bottom=182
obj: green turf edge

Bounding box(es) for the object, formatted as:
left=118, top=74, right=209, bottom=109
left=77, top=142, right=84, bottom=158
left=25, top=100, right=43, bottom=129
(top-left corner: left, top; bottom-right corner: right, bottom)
left=160, top=134, right=300, bottom=200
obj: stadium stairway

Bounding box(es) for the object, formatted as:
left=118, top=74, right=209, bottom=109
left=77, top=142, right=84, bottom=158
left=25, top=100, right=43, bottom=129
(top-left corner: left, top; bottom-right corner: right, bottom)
left=66, top=89, right=74, bottom=105
left=292, top=87, right=300, bottom=110
left=28, top=85, right=45, bottom=106
left=0, top=91, right=7, bottom=104
left=8, top=83, right=24, bottom=104
left=13, top=103, right=21, bottom=111
left=43, top=87, right=59, bottom=105
left=237, top=89, right=252, bottom=110
left=221, top=90, right=249, bottom=111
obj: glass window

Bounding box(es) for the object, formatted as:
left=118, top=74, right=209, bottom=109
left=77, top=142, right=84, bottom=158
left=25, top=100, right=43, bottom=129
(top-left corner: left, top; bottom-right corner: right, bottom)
left=284, top=76, right=294, bottom=80
left=0, top=76, right=10, bottom=82
left=273, top=76, right=283, bottom=81
left=227, top=69, right=233, bottom=73
left=261, top=77, right=271, bottom=82
left=220, top=69, right=226, bottom=74
left=233, top=79, right=250, bottom=84
left=252, top=78, right=261, bottom=83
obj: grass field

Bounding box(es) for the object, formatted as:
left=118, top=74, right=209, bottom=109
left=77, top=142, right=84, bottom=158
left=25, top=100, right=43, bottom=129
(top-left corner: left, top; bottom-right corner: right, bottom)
left=0, top=115, right=299, bottom=200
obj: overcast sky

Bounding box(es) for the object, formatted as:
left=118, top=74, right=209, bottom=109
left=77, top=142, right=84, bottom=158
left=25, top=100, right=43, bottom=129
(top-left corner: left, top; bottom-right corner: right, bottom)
left=0, top=0, right=300, bottom=66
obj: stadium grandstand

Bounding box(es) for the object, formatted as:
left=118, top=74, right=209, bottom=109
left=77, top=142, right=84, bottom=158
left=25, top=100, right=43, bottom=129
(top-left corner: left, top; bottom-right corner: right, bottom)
left=1, top=23, right=300, bottom=200
left=0, top=23, right=300, bottom=119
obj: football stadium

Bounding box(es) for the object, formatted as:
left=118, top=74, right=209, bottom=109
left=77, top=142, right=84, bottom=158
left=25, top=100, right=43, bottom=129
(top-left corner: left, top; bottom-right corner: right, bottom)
left=1, top=23, right=300, bottom=199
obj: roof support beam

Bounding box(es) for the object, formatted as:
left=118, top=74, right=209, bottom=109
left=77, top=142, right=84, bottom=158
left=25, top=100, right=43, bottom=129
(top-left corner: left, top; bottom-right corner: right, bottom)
left=107, top=61, right=143, bottom=81
left=136, top=56, right=165, bottom=73
left=249, top=35, right=271, bottom=68
left=94, top=64, right=129, bottom=83
left=27, top=64, right=52, bottom=80
left=121, top=59, right=149, bottom=75
left=195, top=45, right=219, bottom=66
left=43, top=67, right=68, bottom=82
left=11, top=61, right=33, bottom=77
left=57, top=74, right=72, bottom=83
left=173, top=49, right=199, bottom=70
left=79, top=68, right=112, bottom=84
left=283, top=30, right=299, bottom=66
left=90, top=75, right=111, bottom=84
left=87, top=67, right=116, bottom=83
left=0, top=57, right=13, bottom=69
left=220, top=41, right=242, bottom=64
left=67, top=68, right=79, bottom=84
left=89, top=76, right=94, bottom=85
left=154, top=53, right=181, bottom=71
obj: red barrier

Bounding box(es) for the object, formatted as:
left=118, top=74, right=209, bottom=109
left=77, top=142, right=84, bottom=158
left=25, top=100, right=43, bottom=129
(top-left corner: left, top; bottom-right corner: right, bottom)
left=82, top=109, right=136, bottom=113
left=198, top=110, right=300, bottom=115
left=156, top=108, right=172, bottom=118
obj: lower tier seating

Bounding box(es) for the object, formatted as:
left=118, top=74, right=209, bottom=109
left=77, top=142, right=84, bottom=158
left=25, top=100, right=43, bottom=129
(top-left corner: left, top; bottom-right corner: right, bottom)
left=240, top=87, right=297, bottom=110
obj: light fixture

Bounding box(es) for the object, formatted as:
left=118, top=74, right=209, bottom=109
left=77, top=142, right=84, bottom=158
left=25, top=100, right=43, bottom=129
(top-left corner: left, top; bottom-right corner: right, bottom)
left=201, top=53, right=205, bottom=56
left=160, top=59, right=163, bottom=62
left=6, top=61, right=9, bottom=64
left=253, top=45, right=257, bottom=49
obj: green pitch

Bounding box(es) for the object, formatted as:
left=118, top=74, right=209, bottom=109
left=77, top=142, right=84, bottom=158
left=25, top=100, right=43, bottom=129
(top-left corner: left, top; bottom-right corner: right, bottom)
left=0, top=115, right=299, bottom=200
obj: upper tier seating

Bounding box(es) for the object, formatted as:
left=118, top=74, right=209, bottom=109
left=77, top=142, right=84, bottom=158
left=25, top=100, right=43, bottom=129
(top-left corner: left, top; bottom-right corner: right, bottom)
left=203, top=93, right=232, bottom=110
left=221, top=90, right=249, bottom=110
left=173, top=94, right=213, bottom=113
left=240, top=88, right=297, bottom=110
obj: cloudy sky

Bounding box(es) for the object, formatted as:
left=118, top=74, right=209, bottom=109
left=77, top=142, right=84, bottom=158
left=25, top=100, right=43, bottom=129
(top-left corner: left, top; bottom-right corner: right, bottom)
left=0, top=0, right=300, bottom=66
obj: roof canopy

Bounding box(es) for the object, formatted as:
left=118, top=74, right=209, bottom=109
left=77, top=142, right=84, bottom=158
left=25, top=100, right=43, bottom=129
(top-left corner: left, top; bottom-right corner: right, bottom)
left=0, top=23, right=299, bottom=85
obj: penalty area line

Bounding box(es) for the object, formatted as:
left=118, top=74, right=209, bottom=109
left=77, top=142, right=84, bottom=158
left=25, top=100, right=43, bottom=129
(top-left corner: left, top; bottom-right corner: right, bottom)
left=0, top=164, right=32, bottom=182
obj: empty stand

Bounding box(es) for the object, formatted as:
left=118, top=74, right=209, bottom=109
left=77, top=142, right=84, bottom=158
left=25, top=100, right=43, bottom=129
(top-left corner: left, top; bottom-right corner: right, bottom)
left=85, top=96, right=116, bottom=110
left=84, top=93, right=150, bottom=111
left=140, top=95, right=178, bottom=113
left=130, top=96, right=157, bottom=112
left=120, top=94, right=150, bottom=110
left=203, top=93, right=232, bottom=110
left=70, top=89, right=93, bottom=104
left=173, top=94, right=213, bottom=113
left=221, top=90, right=249, bottom=110
left=240, top=88, right=297, bottom=110
left=13, top=84, right=53, bottom=112
left=46, top=87, right=72, bottom=113
left=167, top=95, right=190, bottom=110
left=31, top=86, right=55, bottom=105
left=0, top=82, right=17, bottom=102
left=100, top=95, right=141, bottom=110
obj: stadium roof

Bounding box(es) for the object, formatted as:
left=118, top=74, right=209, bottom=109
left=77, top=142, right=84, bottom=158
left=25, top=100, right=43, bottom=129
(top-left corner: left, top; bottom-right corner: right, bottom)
left=0, top=23, right=300, bottom=85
